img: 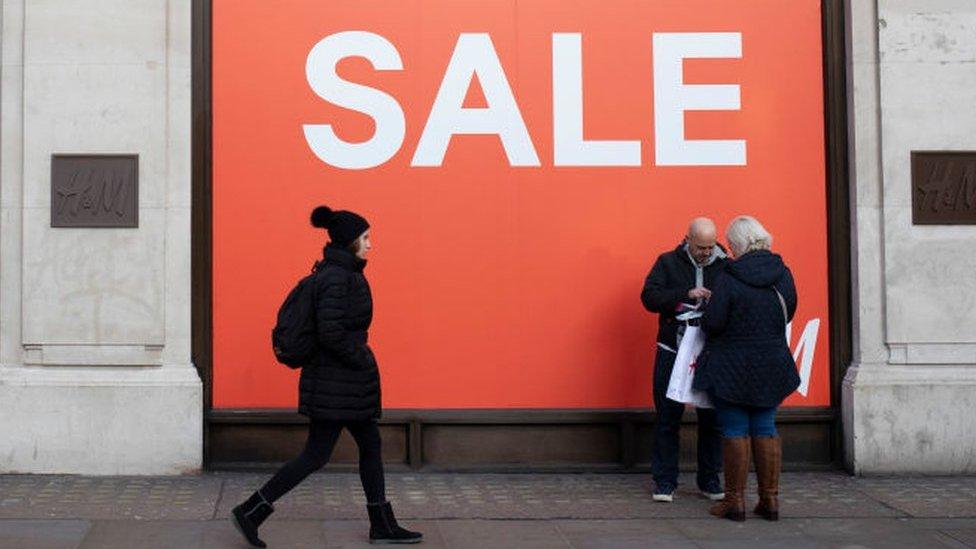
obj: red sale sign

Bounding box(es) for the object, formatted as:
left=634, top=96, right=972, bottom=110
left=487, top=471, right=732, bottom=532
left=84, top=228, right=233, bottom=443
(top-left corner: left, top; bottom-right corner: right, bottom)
left=212, top=0, right=830, bottom=410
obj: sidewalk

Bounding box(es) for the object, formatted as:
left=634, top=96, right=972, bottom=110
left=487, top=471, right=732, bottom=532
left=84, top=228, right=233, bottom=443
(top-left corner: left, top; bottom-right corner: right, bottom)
left=1, top=472, right=974, bottom=548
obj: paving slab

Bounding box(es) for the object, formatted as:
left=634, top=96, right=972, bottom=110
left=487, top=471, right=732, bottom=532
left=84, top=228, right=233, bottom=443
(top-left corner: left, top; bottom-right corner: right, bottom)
left=435, top=519, right=571, bottom=548
left=2, top=472, right=976, bottom=548
left=900, top=518, right=976, bottom=530
left=669, top=517, right=817, bottom=549
left=554, top=519, right=698, bottom=549
left=853, top=477, right=976, bottom=518
left=218, top=473, right=703, bottom=520
left=76, top=520, right=240, bottom=549
left=0, top=520, right=90, bottom=549
left=792, top=518, right=970, bottom=549
left=776, top=472, right=904, bottom=519
left=0, top=476, right=222, bottom=520
left=73, top=519, right=446, bottom=549
left=318, top=520, right=447, bottom=549
left=941, top=529, right=976, bottom=548
left=692, top=537, right=826, bottom=549
left=215, top=472, right=901, bottom=521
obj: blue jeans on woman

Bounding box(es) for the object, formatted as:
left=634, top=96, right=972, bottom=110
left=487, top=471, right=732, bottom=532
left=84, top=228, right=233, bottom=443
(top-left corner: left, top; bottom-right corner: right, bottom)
left=712, top=396, right=778, bottom=438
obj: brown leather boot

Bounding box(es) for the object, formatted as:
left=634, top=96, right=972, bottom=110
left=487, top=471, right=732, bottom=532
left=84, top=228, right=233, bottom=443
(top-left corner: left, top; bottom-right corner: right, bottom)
left=752, top=436, right=781, bottom=521
left=709, top=437, right=748, bottom=521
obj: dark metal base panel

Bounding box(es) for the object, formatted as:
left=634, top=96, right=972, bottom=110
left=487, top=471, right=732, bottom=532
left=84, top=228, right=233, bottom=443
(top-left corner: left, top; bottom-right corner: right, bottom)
left=207, top=408, right=837, bottom=472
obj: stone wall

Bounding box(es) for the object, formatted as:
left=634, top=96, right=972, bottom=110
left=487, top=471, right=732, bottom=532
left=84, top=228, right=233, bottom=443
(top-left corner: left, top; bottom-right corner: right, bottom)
left=844, top=0, right=976, bottom=473
left=0, top=0, right=201, bottom=474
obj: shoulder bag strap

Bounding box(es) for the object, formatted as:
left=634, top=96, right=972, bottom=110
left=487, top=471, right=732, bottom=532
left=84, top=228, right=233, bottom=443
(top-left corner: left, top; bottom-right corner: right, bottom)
left=773, top=287, right=788, bottom=326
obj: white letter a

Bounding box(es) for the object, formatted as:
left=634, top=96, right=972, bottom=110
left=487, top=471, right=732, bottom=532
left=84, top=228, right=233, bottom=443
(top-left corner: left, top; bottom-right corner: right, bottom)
left=412, top=33, right=540, bottom=167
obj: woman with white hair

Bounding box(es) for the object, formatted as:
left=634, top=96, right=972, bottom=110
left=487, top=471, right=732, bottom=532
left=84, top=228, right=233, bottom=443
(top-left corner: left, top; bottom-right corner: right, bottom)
left=693, top=215, right=801, bottom=522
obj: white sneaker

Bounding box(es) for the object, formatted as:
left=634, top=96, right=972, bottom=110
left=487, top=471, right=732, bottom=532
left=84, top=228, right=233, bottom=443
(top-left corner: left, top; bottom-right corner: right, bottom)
left=652, top=488, right=675, bottom=502
left=701, top=490, right=725, bottom=501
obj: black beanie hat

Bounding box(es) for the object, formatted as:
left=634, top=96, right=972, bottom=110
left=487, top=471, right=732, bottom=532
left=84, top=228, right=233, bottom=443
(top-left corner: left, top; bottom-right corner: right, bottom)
left=310, top=205, right=370, bottom=248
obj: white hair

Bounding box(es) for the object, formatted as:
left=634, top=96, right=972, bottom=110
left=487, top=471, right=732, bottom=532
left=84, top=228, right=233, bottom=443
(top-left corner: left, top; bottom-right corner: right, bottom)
left=726, top=215, right=773, bottom=256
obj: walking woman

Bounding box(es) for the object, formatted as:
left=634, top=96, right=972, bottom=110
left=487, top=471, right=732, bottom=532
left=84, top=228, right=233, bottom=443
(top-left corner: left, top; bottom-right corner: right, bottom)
left=232, top=205, right=422, bottom=546
left=693, top=216, right=801, bottom=522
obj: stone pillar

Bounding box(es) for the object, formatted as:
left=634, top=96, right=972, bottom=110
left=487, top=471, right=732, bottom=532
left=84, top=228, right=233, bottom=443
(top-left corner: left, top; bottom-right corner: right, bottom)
left=844, top=0, right=976, bottom=473
left=0, top=0, right=201, bottom=474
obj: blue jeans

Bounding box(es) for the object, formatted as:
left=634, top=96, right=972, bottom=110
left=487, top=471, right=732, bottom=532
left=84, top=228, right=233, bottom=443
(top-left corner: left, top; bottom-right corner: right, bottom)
left=712, top=396, right=778, bottom=438
left=652, top=349, right=723, bottom=490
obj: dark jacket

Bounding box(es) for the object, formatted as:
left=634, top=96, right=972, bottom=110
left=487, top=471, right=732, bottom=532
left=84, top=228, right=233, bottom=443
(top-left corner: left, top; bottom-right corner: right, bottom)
left=298, top=245, right=381, bottom=421
left=692, top=250, right=801, bottom=407
left=641, top=242, right=727, bottom=349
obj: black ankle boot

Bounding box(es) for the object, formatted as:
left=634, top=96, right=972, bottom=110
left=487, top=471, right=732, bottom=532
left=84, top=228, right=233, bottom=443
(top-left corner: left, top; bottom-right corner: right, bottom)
left=366, top=501, right=423, bottom=544
left=231, top=490, right=275, bottom=548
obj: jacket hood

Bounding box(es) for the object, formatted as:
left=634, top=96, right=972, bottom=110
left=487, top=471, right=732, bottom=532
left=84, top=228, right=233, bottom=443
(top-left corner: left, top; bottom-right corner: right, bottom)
left=726, top=250, right=786, bottom=288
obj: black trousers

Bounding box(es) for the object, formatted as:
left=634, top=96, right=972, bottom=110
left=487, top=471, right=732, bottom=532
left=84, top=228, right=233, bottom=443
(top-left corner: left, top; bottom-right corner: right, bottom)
left=651, top=349, right=723, bottom=489
left=259, top=419, right=386, bottom=504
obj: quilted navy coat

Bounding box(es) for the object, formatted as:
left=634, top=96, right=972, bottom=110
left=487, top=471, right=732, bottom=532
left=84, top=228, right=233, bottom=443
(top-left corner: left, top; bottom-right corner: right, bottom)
left=298, top=245, right=381, bottom=421
left=692, top=250, right=801, bottom=407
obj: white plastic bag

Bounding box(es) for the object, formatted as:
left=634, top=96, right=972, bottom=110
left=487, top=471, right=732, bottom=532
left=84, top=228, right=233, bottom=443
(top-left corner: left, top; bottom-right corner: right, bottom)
left=665, top=325, right=713, bottom=409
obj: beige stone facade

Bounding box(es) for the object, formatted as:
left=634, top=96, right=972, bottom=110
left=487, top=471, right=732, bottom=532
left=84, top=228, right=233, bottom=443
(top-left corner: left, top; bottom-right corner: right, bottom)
left=0, top=0, right=201, bottom=474
left=843, top=0, right=976, bottom=473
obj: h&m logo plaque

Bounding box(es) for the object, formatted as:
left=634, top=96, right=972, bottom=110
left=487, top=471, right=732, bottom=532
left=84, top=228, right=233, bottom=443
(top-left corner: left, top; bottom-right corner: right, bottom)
left=50, top=154, right=138, bottom=228
left=912, top=151, right=976, bottom=225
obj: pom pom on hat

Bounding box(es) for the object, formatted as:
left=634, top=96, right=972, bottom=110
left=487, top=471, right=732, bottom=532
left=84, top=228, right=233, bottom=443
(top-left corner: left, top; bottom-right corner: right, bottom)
left=310, top=204, right=370, bottom=248
left=310, top=205, right=333, bottom=229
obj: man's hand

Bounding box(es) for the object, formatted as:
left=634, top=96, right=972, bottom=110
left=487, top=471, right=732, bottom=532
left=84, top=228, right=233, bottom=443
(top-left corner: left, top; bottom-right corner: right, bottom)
left=687, top=287, right=712, bottom=301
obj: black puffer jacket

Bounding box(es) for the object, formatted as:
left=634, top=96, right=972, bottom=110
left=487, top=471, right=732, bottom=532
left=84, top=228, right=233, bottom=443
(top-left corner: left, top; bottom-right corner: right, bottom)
left=641, top=242, right=727, bottom=349
left=298, top=245, right=381, bottom=421
left=692, top=250, right=801, bottom=407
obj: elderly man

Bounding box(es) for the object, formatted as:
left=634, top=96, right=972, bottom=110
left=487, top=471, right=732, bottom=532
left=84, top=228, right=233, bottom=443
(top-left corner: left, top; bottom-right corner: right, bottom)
left=641, top=217, right=726, bottom=502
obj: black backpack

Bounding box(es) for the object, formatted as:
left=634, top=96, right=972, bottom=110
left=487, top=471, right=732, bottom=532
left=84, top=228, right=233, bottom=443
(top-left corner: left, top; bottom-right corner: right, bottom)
left=271, top=262, right=322, bottom=368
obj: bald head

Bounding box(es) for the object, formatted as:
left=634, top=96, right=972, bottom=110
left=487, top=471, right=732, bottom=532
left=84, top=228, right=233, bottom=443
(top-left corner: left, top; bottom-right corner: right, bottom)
left=688, top=217, right=717, bottom=241
left=686, top=217, right=718, bottom=265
